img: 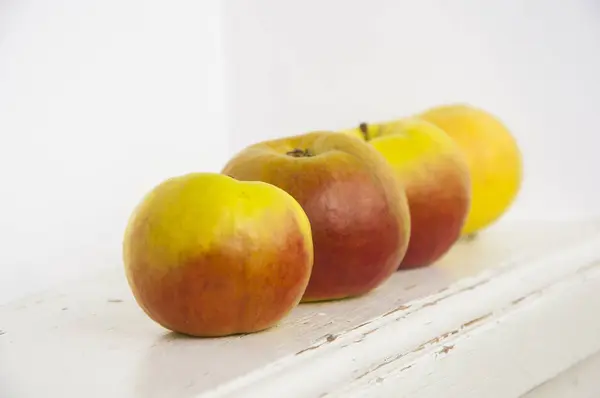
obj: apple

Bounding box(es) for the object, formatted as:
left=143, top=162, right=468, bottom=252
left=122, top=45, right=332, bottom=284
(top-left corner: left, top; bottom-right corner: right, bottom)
left=419, top=103, right=523, bottom=236
left=222, top=131, right=411, bottom=302
left=122, top=172, right=314, bottom=337
left=350, top=118, right=471, bottom=269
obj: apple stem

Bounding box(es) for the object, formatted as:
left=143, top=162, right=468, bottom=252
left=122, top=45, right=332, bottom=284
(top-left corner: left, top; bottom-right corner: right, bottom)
left=359, top=122, right=370, bottom=141
left=286, top=148, right=314, bottom=157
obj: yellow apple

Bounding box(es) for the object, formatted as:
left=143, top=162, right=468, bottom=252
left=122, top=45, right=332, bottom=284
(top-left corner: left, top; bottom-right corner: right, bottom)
left=419, top=103, right=523, bottom=236
left=357, top=118, right=471, bottom=269
left=122, top=172, right=314, bottom=337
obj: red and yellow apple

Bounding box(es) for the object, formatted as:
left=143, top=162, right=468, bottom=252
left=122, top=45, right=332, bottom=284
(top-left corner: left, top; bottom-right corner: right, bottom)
left=345, top=118, right=471, bottom=269
left=122, top=172, right=314, bottom=337
left=222, top=132, right=411, bottom=302
left=419, top=103, right=523, bottom=236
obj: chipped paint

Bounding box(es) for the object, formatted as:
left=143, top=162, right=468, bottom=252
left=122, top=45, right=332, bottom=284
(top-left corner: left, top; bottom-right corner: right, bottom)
left=438, top=345, right=455, bottom=355
left=399, top=364, right=414, bottom=372
left=413, top=330, right=460, bottom=353
left=354, top=353, right=406, bottom=381
left=381, top=304, right=411, bottom=317
left=462, top=313, right=493, bottom=328
left=295, top=333, right=338, bottom=355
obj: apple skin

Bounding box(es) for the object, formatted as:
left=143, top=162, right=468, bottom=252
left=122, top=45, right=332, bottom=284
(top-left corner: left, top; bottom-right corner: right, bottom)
left=122, top=172, right=314, bottom=337
left=222, top=131, right=411, bottom=302
left=358, top=118, right=471, bottom=269
left=419, top=103, right=523, bottom=236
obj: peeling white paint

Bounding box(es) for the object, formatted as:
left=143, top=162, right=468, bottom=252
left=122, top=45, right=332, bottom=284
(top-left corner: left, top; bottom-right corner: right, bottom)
left=2, top=220, right=600, bottom=398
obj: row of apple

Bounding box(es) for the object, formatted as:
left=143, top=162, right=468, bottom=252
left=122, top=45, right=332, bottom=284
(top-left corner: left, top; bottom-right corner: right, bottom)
left=122, top=103, right=523, bottom=337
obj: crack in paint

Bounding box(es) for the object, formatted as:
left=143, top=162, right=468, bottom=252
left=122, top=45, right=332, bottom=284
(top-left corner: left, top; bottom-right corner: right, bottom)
left=462, top=313, right=493, bottom=328
left=295, top=333, right=338, bottom=356
left=381, top=304, right=411, bottom=317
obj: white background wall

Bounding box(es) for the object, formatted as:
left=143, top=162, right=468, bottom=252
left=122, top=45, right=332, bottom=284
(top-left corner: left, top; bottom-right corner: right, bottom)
left=1, top=0, right=600, bottom=304
left=0, top=0, right=227, bottom=303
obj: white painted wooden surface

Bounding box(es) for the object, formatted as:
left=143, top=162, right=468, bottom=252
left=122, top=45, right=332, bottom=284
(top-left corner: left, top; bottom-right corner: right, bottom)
left=2, top=219, right=600, bottom=398
left=523, top=350, right=600, bottom=398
